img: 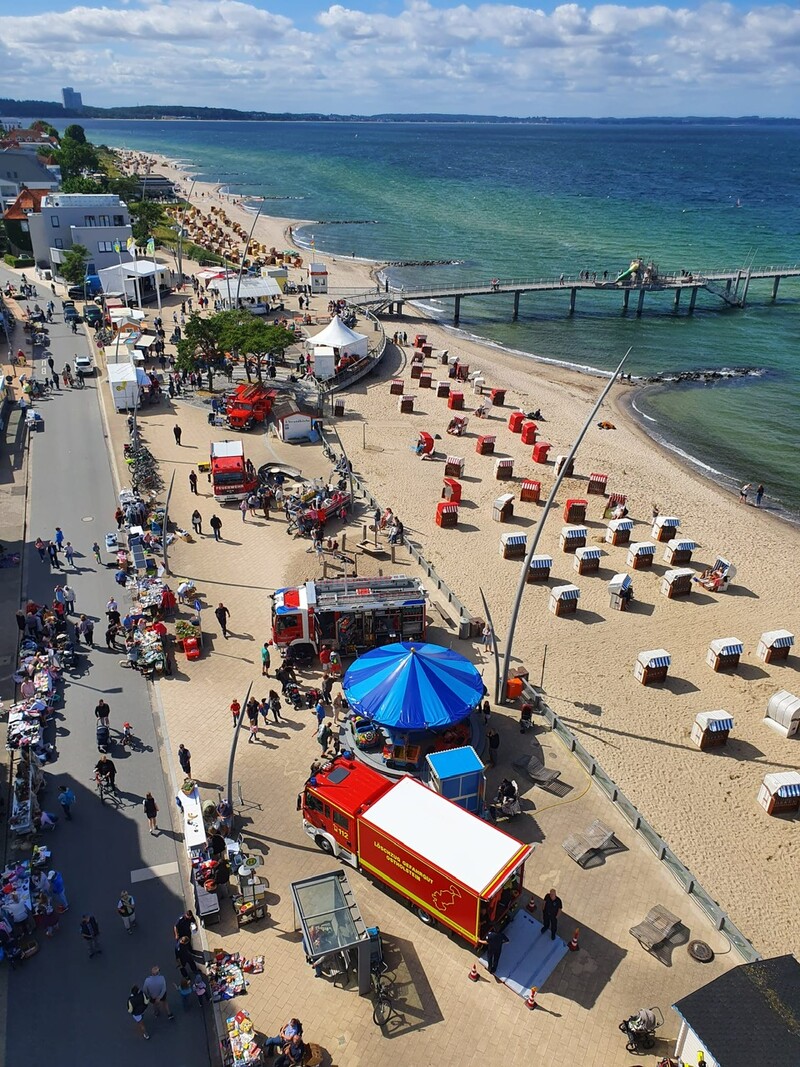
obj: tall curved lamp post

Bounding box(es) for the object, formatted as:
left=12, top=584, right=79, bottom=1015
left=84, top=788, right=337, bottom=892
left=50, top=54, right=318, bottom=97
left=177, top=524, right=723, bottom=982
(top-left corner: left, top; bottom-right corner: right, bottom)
left=174, top=179, right=196, bottom=289
left=499, top=348, right=631, bottom=703
left=235, top=205, right=263, bottom=309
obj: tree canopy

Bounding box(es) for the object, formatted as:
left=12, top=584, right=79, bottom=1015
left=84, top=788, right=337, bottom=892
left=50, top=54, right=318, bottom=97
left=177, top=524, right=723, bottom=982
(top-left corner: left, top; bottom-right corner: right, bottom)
left=60, top=244, right=90, bottom=285
left=175, top=309, right=297, bottom=377
left=129, top=200, right=163, bottom=245
left=63, top=124, right=87, bottom=143
left=55, top=126, right=99, bottom=181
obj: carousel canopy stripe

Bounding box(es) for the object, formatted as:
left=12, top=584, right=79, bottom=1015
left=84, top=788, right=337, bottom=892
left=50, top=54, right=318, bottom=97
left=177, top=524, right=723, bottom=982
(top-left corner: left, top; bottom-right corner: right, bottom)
left=342, top=642, right=484, bottom=730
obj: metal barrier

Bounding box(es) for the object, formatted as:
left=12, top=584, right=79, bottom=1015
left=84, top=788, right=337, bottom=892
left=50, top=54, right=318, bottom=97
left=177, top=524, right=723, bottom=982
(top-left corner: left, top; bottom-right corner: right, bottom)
left=525, top=681, right=761, bottom=963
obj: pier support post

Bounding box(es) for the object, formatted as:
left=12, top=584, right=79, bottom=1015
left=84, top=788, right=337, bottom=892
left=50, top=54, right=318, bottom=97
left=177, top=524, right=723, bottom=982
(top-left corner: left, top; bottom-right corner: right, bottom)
left=726, top=279, right=732, bottom=295
left=740, top=269, right=752, bottom=308
left=454, top=295, right=461, bottom=325
left=513, top=291, right=520, bottom=321
left=673, top=287, right=681, bottom=312
left=622, top=289, right=630, bottom=313
left=636, top=289, right=646, bottom=317
left=569, top=287, right=577, bottom=314
left=772, top=276, right=780, bottom=301
left=689, top=287, right=698, bottom=314
left=396, top=301, right=403, bottom=316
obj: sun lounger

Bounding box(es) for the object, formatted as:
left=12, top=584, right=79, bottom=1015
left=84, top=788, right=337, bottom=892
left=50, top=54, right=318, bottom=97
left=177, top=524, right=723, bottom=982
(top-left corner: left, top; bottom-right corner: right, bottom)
left=562, top=819, right=617, bottom=866
left=512, top=753, right=561, bottom=788
left=630, top=905, right=682, bottom=952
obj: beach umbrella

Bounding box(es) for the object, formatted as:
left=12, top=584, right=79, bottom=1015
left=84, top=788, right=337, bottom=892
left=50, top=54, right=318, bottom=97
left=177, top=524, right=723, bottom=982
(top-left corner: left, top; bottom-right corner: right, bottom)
left=342, top=642, right=483, bottom=731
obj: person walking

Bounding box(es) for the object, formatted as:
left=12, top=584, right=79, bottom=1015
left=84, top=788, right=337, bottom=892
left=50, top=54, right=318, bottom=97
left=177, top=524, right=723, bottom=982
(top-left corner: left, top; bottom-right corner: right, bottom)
left=239, top=499, right=248, bottom=522
left=481, top=926, right=510, bottom=975
left=117, top=890, right=136, bottom=933
left=143, top=792, right=159, bottom=835
left=210, top=514, right=222, bottom=541
left=261, top=641, right=271, bottom=676
left=47, top=541, right=59, bottom=567
left=54, top=527, right=65, bottom=553
left=189, top=470, right=198, bottom=494
left=755, top=483, right=765, bottom=507
left=78, top=614, right=94, bottom=647
left=48, top=870, right=68, bottom=910
left=175, top=935, right=200, bottom=977
left=191, top=509, right=202, bottom=535
left=486, top=727, right=500, bottom=767
left=317, top=721, right=333, bottom=752
left=321, top=674, right=334, bottom=704
left=35, top=536, right=46, bottom=562
left=62, top=583, right=76, bottom=614
left=246, top=701, right=260, bottom=743
left=215, top=602, right=230, bottom=639
left=57, top=783, right=75, bottom=821
left=64, top=542, right=75, bottom=568
left=173, top=424, right=182, bottom=445
left=127, top=985, right=150, bottom=1040
left=142, top=966, right=174, bottom=1020
left=114, top=506, right=124, bottom=529
left=268, top=690, right=283, bottom=723
left=739, top=482, right=751, bottom=504
left=95, top=698, right=110, bottom=727
left=230, top=697, right=241, bottom=727
left=540, top=888, right=563, bottom=941
left=80, top=913, right=101, bottom=957
left=178, top=744, right=192, bottom=777
left=92, top=540, right=102, bottom=564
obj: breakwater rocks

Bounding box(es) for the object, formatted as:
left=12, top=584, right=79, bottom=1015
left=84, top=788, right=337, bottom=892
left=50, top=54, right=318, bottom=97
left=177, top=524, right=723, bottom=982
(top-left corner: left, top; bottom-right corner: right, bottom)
left=383, top=258, right=463, bottom=267
left=644, top=367, right=763, bottom=385
left=316, top=219, right=379, bottom=225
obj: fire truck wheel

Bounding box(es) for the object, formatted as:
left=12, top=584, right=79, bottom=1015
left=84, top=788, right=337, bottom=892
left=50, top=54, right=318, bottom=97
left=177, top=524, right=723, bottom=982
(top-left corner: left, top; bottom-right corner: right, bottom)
left=316, top=835, right=335, bottom=856
left=416, top=908, right=436, bottom=927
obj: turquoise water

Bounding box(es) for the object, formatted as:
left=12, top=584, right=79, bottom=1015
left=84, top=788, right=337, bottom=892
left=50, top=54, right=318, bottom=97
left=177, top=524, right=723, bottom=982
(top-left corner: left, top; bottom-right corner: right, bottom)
left=76, top=120, right=800, bottom=515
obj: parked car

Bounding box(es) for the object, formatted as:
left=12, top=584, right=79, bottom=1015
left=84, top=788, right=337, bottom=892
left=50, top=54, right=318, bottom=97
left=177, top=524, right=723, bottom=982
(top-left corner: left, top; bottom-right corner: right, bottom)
left=63, top=304, right=81, bottom=323
left=74, top=354, right=95, bottom=376
left=82, top=304, right=103, bottom=326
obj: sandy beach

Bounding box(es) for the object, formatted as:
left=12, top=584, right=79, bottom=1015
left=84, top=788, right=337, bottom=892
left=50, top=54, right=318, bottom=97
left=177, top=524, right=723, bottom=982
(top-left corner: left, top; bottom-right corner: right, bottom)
left=122, top=148, right=799, bottom=957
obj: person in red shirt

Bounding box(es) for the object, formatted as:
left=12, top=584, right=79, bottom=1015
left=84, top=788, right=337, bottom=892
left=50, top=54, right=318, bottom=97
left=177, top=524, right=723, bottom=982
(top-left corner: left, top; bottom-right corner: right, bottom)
left=230, top=699, right=241, bottom=728
left=319, top=645, right=332, bottom=674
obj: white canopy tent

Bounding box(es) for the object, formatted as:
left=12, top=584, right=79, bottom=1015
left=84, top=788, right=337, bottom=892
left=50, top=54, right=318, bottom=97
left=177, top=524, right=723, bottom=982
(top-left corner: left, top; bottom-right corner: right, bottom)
left=106, top=361, right=150, bottom=412
left=98, top=260, right=171, bottom=305
left=306, top=315, right=369, bottom=380
left=207, top=275, right=281, bottom=303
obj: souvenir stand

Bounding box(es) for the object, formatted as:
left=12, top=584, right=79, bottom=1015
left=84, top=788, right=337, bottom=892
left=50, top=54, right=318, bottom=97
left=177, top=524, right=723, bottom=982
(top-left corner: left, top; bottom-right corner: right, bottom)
left=208, top=949, right=248, bottom=1002
left=181, top=781, right=221, bottom=926
left=223, top=1010, right=262, bottom=1066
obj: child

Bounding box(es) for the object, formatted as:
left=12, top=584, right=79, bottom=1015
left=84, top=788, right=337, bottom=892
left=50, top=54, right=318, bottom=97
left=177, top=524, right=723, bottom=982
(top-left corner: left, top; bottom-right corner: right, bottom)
left=175, top=977, right=193, bottom=1011
left=92, top=541, right=102, bottom=564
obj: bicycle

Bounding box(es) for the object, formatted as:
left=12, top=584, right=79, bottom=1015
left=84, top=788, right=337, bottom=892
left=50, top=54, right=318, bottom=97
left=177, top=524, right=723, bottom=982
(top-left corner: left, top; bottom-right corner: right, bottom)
left=371, top=960, right=393, bottom=1027
left=93, top=773, right=110, bottom=803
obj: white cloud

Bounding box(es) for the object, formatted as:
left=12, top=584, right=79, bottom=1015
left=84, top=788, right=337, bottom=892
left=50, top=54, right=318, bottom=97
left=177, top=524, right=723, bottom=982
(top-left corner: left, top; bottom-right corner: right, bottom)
left=1, top=0, right=798, bottom=114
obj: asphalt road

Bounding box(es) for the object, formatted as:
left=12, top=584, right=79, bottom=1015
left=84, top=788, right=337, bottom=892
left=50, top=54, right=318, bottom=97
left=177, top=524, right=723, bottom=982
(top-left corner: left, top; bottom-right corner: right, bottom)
left=2, top=267, right=214, bottom=1067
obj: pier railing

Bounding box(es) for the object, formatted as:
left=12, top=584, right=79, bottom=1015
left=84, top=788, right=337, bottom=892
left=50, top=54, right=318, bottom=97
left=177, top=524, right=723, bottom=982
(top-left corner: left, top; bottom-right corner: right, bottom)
left=524, top=680, right=761, bottom=963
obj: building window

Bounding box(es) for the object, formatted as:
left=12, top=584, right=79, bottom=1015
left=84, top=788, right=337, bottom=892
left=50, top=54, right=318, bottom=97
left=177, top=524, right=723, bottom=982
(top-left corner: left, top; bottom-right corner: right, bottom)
left=97, top=241, right=114, bottom=253
left=53, top=238, right=64, bottom=249
left=83, top=215, right=96, bottom=227
left=98, top=214, right=110, bottom=226
left=113, top=215, right=124, bottom=226
left=50, top=215, right=60, bottom=228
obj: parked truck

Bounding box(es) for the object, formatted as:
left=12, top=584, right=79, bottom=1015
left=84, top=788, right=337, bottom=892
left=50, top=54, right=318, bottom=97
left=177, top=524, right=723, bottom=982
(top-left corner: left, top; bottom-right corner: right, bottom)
left=209, top=440, right=259, bottom=503
left=272, top=575, right=427, bottom=656
left=225, top=383, right=277, bottom=431
left=300, top=757, right=532, bottom=944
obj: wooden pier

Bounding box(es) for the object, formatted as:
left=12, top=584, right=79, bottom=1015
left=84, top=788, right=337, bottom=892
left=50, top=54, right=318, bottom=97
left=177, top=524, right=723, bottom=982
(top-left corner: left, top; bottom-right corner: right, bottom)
left=338, top=265, right=800, bottom=324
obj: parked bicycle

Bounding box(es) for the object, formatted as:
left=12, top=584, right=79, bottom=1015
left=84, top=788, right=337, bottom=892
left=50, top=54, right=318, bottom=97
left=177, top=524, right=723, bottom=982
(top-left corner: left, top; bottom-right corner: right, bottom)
left=371, top=959, right=393, bottom=1027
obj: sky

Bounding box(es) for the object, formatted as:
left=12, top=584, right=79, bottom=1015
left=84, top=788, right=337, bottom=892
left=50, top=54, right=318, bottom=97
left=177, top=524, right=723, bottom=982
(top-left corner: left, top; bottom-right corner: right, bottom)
left=1, top=0, right=799, bottom=117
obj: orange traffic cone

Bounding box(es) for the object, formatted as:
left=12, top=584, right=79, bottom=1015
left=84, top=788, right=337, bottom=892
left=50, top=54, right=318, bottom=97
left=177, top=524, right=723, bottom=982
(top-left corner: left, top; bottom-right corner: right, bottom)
left=525, top=987, right=537, bottom=1010
left=525, top=896, right=537, bottom=915
left=468, top=962, right=479, bottom=982
left=568, top=928, right=580, bottom=952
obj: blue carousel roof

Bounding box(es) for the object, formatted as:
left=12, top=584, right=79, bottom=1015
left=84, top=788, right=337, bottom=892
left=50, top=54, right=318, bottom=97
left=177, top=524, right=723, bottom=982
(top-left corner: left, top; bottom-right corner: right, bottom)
left=342, top=642, right=484, bottom=731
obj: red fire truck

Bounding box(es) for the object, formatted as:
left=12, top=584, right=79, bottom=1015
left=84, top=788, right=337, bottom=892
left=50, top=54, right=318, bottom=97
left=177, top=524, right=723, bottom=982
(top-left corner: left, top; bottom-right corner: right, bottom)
left=300, top=758, right=532, bottom=945
left=210, top=440, right=259, bottom=503
left=271, top=576, right=427, bottom=655
left=225, top=383, right=277, bottom=431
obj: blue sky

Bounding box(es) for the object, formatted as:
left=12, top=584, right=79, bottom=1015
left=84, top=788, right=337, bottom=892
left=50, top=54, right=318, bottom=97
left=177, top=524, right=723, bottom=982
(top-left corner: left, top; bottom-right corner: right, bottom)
left=2, top=1, right=798, bottom=116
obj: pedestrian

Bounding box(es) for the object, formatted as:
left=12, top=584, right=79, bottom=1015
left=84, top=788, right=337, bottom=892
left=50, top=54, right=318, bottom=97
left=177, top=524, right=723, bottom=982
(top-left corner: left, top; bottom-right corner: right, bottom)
left=321, top=675, right=334, bottom=703
left=54, top=527, right=65, bottom=553
left=92, top=540, right=102, bottom=564
left=230, top=697, right=241, bottom=727
left=540, top=887, right=563, bottom=941
left=482, top=699, right=491, bottom=726
left=755, top=483, right=765, bottom=507
left=315, top=700, right=326, bottom=726
left=143, top=791, right=159, bottom=835
left=319, top=644, right=332, bottom=675
left=15, top=608, right=26, bottom=634
left=142, top=966, right=174, bottom=1020
left=210, top=514, right=222, bottom=541
left=35, top=536, right=46, bottom=562
left=80, top=913, right=101, bottom=957
left=481, top=926, right=510, bottom=975
left=178, top=744, right=192, bottom=777
left=487, top=727, right=500, bottom=767
left=127, top=985, right=150, bottom=1040
left=246, top=701, right=260, bottom=743
left=57, top=783, right=75, bottom=821
left=239, top=499, right=247, bottom=522
left=114, top=506, right=124, bottom=529
left=52, top=371, right=60, bottom=389
left=78, top=614, right=94, bottom=647
left=62, top=584, right=76, bottom=613
left=482, top=624, right=493, bottom=650
left=95, top=698, right=110, bottom=727
left=64, top=542, right=75, bottom=568
left=189, top=469, right=198, bottom=494
left=47, top=541, right=59, bottom=567
left=174, top=909, right=197, bottom=946
left=117, top=890, right=136, bottom=933
left=739, top=482, right=751, bottom=504
left=261, top=641, right=271, bottom=676
left=215, top=602, right=230, bottom=639
left=174, top=977, right=193, bottom=1012
left=105, top=622, right=120, bottom=649
left=269, top=690, right=283, bottom=723
left=191, top=509, right=202, bottom=535
left=332, top=692, right=344, bottom=722
left=317, top=721, right=333, bottom=751
left=173, top=424, right=182, bottom=445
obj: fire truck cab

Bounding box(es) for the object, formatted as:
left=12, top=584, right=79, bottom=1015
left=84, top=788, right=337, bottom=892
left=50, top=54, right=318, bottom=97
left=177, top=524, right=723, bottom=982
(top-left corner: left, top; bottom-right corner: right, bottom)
left=210, top=440, right=258, bottom=503
left=271, top=575, right=427, bottom=655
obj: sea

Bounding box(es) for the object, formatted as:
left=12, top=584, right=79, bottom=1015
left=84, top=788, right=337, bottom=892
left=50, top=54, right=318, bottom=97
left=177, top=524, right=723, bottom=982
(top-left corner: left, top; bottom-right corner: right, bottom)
left=71, top=119, right=800, bottom=519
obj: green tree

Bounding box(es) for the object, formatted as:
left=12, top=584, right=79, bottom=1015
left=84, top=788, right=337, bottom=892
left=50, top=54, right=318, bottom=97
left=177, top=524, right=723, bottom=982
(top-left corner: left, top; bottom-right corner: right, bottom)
left=56, top=137, right=99, bottom=181
left=176, top=312, right=231, bottom=374
left=224, top=314, right=295, bottom=379
left=129, top=200, right=163, bottom=245
left=60, top=244, right=90, bottom=286
left=61, top=176, right=105, bottom=195
left=63, top=123, right=87, bottom=143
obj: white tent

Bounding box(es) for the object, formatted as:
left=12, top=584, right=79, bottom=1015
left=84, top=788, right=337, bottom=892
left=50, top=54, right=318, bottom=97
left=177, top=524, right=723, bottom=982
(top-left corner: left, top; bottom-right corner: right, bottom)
left=306, top=315, right=368, bottom=380
left=98, top=260, right=171, bottom=302
left=107, top=361, right=150, bottom=412
left=207, top=275, right=281, bottom=301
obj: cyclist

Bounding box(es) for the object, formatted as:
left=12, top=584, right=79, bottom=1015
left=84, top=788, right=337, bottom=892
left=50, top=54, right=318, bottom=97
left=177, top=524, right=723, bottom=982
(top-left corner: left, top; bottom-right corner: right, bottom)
left=76, top=367, right=85, bottom=389
left=95, top=754, right=117, bottom=792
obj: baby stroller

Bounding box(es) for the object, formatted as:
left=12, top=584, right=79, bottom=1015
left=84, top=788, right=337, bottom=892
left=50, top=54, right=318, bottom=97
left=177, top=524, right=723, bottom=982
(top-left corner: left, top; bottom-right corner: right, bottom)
left=619, top=1007, right=664, bottom=1052
left=96, top=723, right=111, bottom=754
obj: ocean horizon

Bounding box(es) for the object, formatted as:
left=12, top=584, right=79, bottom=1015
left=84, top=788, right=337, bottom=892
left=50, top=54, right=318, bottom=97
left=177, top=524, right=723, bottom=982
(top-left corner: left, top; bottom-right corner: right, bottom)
left=72, top=118, right=800, bottom=518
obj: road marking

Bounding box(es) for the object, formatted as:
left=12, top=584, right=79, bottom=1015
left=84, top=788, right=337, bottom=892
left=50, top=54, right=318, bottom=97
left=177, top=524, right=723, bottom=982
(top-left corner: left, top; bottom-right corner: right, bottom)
left=81, top=515, right=94, bottom=522
left=130, top=861, right=180, bottom=884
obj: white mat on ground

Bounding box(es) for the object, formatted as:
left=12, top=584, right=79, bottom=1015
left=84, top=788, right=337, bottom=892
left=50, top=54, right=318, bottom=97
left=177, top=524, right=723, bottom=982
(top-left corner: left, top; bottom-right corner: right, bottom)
left=478, top=908, right=569, bottom=997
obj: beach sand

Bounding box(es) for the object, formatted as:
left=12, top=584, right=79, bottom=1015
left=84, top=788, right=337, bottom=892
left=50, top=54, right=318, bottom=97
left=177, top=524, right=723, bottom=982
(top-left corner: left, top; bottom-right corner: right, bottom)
left=127, top=149, right=799, bottom=957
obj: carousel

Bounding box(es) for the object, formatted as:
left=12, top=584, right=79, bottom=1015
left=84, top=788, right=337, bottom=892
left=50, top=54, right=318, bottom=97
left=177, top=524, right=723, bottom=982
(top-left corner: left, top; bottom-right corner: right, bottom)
left=341, top=642, right=486, bottom=778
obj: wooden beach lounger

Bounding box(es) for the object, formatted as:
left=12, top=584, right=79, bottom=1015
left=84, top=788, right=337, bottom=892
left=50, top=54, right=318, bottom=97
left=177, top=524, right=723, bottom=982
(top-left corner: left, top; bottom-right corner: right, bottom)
left=562, top=819, right=617, bottom=866
left=630, top=904, right=682, bottom=953
left=512, top=753, right=561, bottom=788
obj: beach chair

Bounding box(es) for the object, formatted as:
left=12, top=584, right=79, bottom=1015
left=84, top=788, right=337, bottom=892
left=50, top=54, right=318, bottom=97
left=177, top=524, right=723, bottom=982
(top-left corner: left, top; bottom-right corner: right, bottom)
left=562, top=819, right=617, bottom=866
left=513, top=753, right=561, bottom=789
left=629, top=904, right=682, bottom=954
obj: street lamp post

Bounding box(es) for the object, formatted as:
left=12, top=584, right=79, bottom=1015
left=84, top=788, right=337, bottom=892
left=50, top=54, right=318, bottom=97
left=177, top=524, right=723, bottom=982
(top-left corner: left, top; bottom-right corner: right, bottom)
left=498, top=349, right=631, bottom=704
left=175, top=179, right=196, bottom=290
left=235, top=205, right=263, bottom=309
